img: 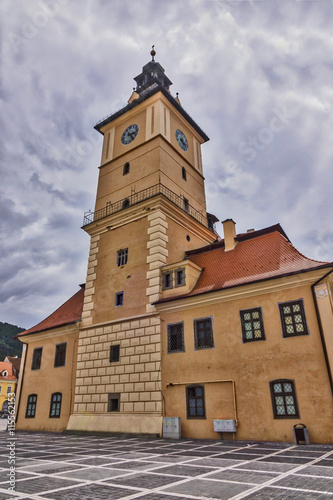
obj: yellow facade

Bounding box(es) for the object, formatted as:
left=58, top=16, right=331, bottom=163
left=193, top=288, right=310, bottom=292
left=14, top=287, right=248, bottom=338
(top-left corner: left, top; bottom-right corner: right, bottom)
left=16, top=52, right=333, bottom=442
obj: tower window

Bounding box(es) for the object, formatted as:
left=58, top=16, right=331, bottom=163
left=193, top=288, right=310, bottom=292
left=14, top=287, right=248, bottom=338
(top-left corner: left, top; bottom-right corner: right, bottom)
left=31, top=347, right=43, bottom=370
left=115, top=292, right=124, bottom=307
left=108, top=393, right=120, bottom=412
left=194, top=317, right=214, bottom=349
left=123, top=162, right=130, bottom=175
left=49, top=393, right=62, bottom=418
left=25, top=394, right=37, bottom=418
left=117, top=248, right=128, bottom=266
left=183, top=197, right=189, bottom=212
left=110, top=345, right=120, bottom=362
left=162, top=271, right=173, bottom=290
left=122, top=198, right=130, bottom=210
left=279, top=300, right=308, bottom=338
left=175, top=268, right=185, bottom=287
left=182, top=167, right=187, bottom=180
left=54, top=343, right=67, bottom=367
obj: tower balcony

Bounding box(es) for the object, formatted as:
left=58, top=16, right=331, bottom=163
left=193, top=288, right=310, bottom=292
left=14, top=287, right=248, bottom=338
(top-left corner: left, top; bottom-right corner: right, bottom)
left=83, top=183, right=213, bottom=230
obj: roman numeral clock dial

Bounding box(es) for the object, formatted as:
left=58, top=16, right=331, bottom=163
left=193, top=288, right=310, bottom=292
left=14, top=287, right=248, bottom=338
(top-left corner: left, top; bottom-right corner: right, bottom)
left=121, top=124, right=139, bottom=145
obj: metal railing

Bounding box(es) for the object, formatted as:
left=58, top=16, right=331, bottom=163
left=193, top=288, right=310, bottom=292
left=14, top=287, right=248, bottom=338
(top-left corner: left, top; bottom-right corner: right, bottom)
left=83, top=183, right=209, bottom=228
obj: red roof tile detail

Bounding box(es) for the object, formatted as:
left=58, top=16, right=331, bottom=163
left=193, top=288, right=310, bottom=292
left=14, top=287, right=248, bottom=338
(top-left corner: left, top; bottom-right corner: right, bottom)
left=18, top=286, right=85, bottom=337
left=5, top=357, right=21, bottom=373
left=0, top=361, right=17, bottom=381
left=186, top=230, right=331, bottom=297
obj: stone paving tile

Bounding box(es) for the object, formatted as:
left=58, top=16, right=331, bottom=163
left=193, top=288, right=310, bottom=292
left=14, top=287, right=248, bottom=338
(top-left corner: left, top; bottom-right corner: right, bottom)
left=69, top=456, right=126, bottom=466
left=316, top=459, right=333, bottom=467
left=242, top=487, right=329, bottom=499
left=188, top=457, right=246, bottom=468
left=257, top=455, right=313, bottom=464
left=58, top=465, right=130, bottom=481
left=133, top=494, right=189, bottom=500
left=1, top=476, right=79, bottom=494
left=213, top=452, right=263, bottom=460
left=234, top=460, right=299, bottom=472
left=274, top=474, right=333, bottom=492
left=39, top=483, right=138, bottom=499
left=164, top=478, right=253, bottom=499
left=107, top=471, right=185, bottom=489
left=294, top=465, right=333, bottom=477
left=149, top=464, right=219, bottom=477
left=207, top=468, right=280, bottom=484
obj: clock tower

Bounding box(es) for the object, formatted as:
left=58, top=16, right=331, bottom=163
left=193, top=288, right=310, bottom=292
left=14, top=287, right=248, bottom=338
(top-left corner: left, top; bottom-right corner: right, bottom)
left=67, top=49, right=217, bottom=434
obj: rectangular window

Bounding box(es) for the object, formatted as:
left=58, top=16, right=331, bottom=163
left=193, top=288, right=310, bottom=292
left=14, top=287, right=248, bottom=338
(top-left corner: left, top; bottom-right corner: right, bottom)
left=117, top=248, right=128, bottom=266
left=25, top=394, right=37, bottom=418
left=270, top=380, right=299, bottom=419
left=123, top=162, right=130, bottom=175
left=186, top=385, right=206, bottom=419
left=108, top=393, right=120, bottom=412
left=162, top=271, right=173, bottom=290
left=110, top=345, right=120, bottom=362
left=183, top=197, right=189, bottom=212
left=194, top=317, right=214, bottom=349
left=182, top=167, right=187, bottom=180
left=240, top=308, right=265, bottom=342
left=49, top=393, right=62, bottom=418
left=54, top=343, right=67, bottom=367
left=7, top=386, right=12, bottom=394
left=167, top=322, right=185, bottom=353
left=115, top=292, right=124, bottom=307
left=175, top=268, right=185, bottom=287
left=31, top=347, right=42, bottom=370
left=279, top=300, right=308, bottom=338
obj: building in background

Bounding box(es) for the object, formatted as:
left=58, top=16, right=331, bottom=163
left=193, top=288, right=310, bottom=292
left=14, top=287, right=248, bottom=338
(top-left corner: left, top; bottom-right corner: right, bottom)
left=15, top=50, right=333, bottom=442
left=0, top=360, right=18, bottom=415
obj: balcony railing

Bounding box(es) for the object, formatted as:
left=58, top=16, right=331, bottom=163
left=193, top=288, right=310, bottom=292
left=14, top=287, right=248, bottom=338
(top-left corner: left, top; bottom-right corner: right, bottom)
left=83, top=183, right=209, bottom=228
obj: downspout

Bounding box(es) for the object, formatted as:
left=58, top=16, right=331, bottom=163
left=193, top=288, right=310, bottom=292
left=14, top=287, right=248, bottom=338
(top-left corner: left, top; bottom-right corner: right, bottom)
left=311, top=269, right=333, bottom=397
left=166, top=379, right=238, bottom=425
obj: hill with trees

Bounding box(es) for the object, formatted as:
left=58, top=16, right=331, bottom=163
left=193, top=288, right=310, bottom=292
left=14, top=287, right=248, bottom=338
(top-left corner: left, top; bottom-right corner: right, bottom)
left=0, top=322, right=25, bottom=361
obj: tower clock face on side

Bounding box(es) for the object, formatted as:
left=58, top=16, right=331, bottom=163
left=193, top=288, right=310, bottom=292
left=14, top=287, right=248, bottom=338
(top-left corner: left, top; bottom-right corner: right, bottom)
left=121, top=124, right=139, bottom=145
left=175, top=129, right=188, bottom=152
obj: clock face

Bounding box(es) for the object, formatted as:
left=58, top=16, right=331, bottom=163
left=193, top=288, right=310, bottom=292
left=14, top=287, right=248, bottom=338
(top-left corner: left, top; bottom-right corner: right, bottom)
left=175, top=129, right=188, bottom=152
left=121, top=124, right=139, bottom=145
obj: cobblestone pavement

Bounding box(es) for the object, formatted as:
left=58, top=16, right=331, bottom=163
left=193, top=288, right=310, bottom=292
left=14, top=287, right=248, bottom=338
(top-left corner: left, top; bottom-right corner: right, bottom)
left=0, top=432, right=332, bottom=499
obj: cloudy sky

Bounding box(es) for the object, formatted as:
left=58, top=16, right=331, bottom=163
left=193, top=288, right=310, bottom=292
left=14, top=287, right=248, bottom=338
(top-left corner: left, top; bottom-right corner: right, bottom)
left=1, top=0, right=333, bottom=329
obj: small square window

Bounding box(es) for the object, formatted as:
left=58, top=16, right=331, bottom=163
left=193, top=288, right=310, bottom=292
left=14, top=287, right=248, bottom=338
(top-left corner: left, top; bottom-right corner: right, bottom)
left=117, top=248, right=128, bottom=266
left=108, top=393, right=120, bottom=412
left=54, top=343, right=67, bottom=367
left=279, top=300, right=308, bottom=338
left=123, top=162, right=130, bottom=175
left=115, top=292, right=124, bottom=307
left=31, top=348, right=42, bottom=370
left=162, top=271, right=173, bottom=290
left=167, top=322, right=185, bottom=353
left=240, top=308, right=265, bottom=342
left=194, top=317, right=214, bottom=349
left=110, top=345, right=120, bottom=362
left=175, top=268, right=185, bottom=287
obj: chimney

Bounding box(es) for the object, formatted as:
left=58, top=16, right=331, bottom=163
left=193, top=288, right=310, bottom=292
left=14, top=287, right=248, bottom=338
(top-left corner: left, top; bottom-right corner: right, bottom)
left=222, top=219, right=237, bottom=251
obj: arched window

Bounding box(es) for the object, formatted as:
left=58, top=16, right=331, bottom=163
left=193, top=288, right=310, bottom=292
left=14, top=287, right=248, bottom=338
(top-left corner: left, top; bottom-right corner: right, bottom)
left=49, top=392, right=62, bottom=418
left=25, top=394, right=37, bottom=418
left=270, top=380, right=299, bottom=419
left=122, top=198, right=130, bottom=210
left=186, top=385, right=206, bottom=419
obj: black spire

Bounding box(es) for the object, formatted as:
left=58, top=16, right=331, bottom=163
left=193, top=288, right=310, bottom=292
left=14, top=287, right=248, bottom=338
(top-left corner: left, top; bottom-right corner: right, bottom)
left=133, top=46, right=172, bottom=95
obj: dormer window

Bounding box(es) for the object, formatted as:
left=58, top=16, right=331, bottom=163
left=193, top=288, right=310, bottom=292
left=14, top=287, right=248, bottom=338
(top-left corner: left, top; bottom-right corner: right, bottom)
left=175, top=268, right=185, bottom=287
left=2, top=370, right=8, bottom=377
left=162, top=271, right=173, bottom=290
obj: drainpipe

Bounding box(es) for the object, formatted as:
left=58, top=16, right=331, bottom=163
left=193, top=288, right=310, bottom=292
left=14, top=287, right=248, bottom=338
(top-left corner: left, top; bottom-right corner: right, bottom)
left=311, top=269, right=333, bottom=397
left=166, top=379, right=238, bottom=425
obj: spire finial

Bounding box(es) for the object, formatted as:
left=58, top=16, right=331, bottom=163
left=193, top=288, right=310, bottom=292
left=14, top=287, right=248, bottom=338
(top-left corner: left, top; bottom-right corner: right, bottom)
left=150, top=45, right=156, bottom=61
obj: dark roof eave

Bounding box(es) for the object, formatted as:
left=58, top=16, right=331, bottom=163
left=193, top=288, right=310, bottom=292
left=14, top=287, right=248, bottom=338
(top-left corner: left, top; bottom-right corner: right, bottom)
left=16, top=318, right=81, bottom=340
left=153, top=263, right=333, bottom=306
left=94, top=85, right=209, bottom=143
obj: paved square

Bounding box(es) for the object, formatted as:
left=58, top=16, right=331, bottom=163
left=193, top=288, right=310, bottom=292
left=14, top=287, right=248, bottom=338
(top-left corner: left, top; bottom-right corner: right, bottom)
left=0, top=431, right=332, bottom=499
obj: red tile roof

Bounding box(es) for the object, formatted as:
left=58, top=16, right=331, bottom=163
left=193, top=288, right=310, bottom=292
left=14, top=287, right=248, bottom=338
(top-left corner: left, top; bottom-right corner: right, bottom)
left=157, top=224, right=333, bottom=303
left=5, top=356, right=21, bottom=373
left=17, top=286, right=85, bottom=338
left=0, top=361, right=17, bottom=381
